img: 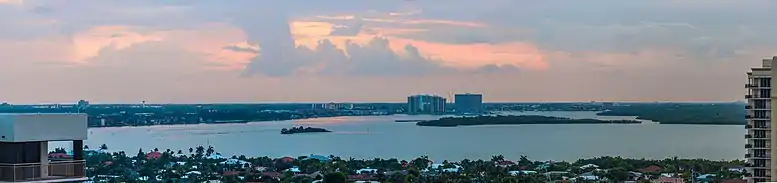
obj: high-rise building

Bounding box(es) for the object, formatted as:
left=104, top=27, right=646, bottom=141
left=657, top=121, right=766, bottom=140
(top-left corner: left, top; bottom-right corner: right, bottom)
left=455, top=93, right=483, bottom=114
left=0, top=113, right=88, bottom=182
left=407, top=95, right=446, bottom=115
left=746, top=56, right=776, bottom=183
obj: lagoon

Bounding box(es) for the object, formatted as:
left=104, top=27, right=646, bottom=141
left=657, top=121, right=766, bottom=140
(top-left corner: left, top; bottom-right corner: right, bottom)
left=74, top=111, right=744, bottom=162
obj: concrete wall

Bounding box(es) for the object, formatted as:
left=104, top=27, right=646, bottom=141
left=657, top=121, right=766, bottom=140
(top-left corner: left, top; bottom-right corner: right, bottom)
left=0, top=113, right=87, bottom=142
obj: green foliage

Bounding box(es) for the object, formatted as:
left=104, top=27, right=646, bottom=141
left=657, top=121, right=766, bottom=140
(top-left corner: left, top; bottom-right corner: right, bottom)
left=597, top=103, right=745, bottom=125
left=82, top=145, right=747, bottom=183
left=323, top=172, right=346, bottom=183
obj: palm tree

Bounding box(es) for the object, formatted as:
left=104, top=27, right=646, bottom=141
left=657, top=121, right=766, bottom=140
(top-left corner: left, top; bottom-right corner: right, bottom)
left=195, top=146, right=205, bottom=156
left=99, top=144, right=108, bottom=151
left=206, top=146, right=215, bottom=156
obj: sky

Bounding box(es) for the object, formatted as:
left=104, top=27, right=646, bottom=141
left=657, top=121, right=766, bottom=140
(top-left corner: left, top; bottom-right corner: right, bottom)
left=0, top=0, right=775, bottom=104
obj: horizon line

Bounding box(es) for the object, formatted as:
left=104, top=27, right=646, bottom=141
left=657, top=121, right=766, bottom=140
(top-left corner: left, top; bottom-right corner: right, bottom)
left=2, top=100, right=743, bottom=105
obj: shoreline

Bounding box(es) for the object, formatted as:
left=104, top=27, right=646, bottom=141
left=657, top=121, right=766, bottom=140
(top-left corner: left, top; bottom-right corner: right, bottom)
left=416, top=115, right=642, bottom=127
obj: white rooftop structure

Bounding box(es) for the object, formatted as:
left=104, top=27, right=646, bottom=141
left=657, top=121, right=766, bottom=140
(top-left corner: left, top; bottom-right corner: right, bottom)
left=0, top=113, right=89, bottom=183
left=0, top=113, right=87, bottom=142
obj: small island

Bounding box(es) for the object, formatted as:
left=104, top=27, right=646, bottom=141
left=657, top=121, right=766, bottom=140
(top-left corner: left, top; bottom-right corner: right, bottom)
left=416, top=115, right=641, bottom=127
left=281, top=126, right=332, bottom=134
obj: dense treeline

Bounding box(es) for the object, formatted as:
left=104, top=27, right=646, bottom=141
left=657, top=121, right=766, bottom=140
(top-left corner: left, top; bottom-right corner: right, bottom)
left=417, top=115, right=641, bottom=127
left=83, top=145, right=747, bottom=183
left=596, top=103, right=745, bottom=125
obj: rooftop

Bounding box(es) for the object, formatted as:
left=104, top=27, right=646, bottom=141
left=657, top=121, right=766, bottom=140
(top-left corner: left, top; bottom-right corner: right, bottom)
left=0, top=113, right=88, bottom=142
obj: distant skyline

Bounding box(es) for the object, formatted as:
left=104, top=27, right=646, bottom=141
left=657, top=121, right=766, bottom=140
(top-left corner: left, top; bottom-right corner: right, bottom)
left=0, top=0, right=775, bottom=104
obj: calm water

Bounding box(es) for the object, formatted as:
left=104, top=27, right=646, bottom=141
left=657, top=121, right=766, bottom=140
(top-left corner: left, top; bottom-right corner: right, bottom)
left=71, top=111, right=744, bottom=162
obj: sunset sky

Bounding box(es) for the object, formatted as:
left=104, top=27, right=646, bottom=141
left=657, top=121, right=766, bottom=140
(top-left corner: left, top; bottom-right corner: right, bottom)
left=0, top=0, right=775, bottom=104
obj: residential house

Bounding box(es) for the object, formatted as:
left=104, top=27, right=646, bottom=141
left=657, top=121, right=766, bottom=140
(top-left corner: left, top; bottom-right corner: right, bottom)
left=639, top=165, right=663, bottom=174
left=653, top=177, right=684, bottom=183
left=145, top=151, right=162, bottom=160
left=356, top=168, right=378, bottom=174
left=496, top=160, right=516, bottom=168
left=696, top=174, right=717, bottom=183
left=576, top=172, right=600, bottom=181
left=580, top=164, right=600, bottom=169
left=724, top=165, right=745, bottom=173
left=280, top=156, right=295, bottom=163
left=509, top=170, right=538, bottom=176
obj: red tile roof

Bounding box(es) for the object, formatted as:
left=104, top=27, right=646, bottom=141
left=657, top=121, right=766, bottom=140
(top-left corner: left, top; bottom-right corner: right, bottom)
left=639, top=165, right=663, bottom=173
left=280, top=157, right=295, bottom=163
left=145, top=152, right=162, bottom=160
left=655, top=177, right=684, bottom=183
left=261, top=172, right=283, bottom=178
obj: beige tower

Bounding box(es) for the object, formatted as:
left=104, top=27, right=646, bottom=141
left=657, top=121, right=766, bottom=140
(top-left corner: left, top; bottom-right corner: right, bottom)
left=746, top=56, right=777, bottom=183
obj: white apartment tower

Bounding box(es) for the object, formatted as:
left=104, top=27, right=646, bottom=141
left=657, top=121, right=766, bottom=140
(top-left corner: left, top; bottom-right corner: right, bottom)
left=746, top=56, right=777, bottom=183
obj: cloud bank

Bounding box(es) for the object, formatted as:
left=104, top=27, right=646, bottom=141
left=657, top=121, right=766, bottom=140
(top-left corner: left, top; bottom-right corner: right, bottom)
left=0, top=0, right=774, bottom=103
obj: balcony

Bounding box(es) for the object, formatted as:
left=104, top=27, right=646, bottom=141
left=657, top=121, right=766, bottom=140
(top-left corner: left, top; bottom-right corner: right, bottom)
left=746, top=95, right=753, bottom=99
left=0, top=160, right=86, bottom=183
left=754, top=134, right=769, bottom=139
left=746, top=154, right=752, bottom=158
left=746, top=105, right=753, bottom=109
left=746, top=125, right=753, bottom=129
left=746, top=115, right=753, bottom=119
left=746, top=134, right=753, bottom=138
left=747, top=84, right=757, bottom=88
left=746, top=144, right=753, bottom=148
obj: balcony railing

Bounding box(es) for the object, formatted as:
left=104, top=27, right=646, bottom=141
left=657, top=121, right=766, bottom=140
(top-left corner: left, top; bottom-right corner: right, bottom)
left=0, top=160, right=85, bottom=182
left=746, top=134, right=753, bottom=138
left=746, top=144, right=753, bottom=148
left=746, top=106, right=753, bottom=109
left=746, top=95, right=753, bottom=99
left=747, top=84, right=757, bottom=88
left=746, top=125, right=753, bottom=129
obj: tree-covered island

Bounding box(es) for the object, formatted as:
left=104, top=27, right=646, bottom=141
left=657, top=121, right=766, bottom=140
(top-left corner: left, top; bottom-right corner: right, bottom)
left=416, top=115, right=641, bottom=127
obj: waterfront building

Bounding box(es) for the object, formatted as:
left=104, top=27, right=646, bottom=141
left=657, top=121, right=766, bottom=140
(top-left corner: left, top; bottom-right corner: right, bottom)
left=407, top=95, right=446, bottom=115
left=319, top=102, right=354, bottom=110
left=746, top=56, right=776, bottom=183
left=454, top=93, right=483, bottom=114
left=0, top=113, right=88, bottom=182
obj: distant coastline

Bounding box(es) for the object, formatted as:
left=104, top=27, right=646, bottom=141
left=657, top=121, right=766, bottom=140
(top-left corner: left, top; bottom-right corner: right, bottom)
left=594, top=103, right=745, bottom=125
left=416, top=115, right=641, bottom=127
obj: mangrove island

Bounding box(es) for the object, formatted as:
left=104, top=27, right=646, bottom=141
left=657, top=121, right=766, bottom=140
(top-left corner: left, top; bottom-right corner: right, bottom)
left=281, top=126, right=332, bottom=134
left=417, top=115, right=642, bottom=127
